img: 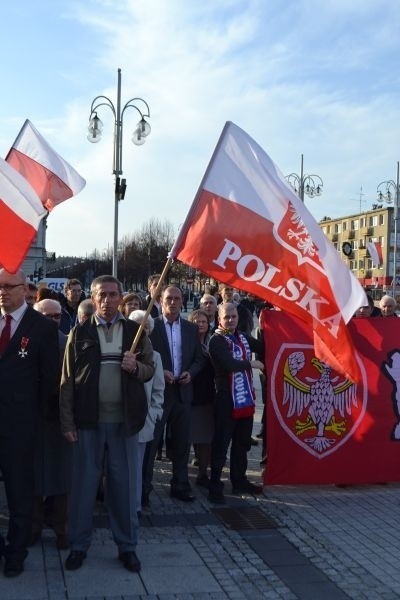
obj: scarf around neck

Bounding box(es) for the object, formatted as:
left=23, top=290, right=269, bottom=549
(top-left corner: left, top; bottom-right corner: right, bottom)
left=215, top=328, right=255, bottom=419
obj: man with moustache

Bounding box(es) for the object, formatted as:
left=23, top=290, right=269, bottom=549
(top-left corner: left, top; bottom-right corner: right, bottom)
left=60, top=275, right=154, bottom=573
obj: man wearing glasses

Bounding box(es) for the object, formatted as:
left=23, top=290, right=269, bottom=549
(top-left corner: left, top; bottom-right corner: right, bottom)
left=0, top=269, right=59, bottom=577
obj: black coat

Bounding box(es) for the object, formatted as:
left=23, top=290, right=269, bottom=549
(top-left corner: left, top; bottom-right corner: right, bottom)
left=0, top=306, right=60, bottom=435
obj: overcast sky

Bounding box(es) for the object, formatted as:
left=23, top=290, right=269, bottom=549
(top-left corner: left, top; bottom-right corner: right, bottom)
left=0, top=0, right=399, bottom=257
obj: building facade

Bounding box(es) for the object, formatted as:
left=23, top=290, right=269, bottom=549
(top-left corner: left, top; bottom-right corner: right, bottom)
left=21, top=219, right=47, bottom=281
left=320, top=205, right=398, bottom=294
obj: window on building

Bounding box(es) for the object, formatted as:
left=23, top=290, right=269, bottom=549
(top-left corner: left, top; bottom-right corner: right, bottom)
left=360, top=217, right=365, bottom=228
left=379, top=214, right=384, bottom=225
left=350, top=219, right=359, bottom=230
left=359, top=259, right=364, bottom=269
left=342, top=221, right=347, bottom=231
left=334, top=223, right=341, bottom=233
left=369, top=215, right=378, bottom=227
left=351, top=240, right=358, bottom=250
left=327, top=225, right=331, bottom=234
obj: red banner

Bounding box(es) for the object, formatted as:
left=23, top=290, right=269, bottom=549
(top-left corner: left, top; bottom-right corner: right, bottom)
left=263, top=311, right=400, bottom=485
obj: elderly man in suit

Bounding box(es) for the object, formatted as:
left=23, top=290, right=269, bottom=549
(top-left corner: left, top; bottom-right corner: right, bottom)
left=0, top=269, right=59, bottom=577
left=142, top=285, right=205, bottom=505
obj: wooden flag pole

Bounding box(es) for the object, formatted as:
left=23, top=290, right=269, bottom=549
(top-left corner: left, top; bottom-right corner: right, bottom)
left=129, top=256, right=173, bottom=353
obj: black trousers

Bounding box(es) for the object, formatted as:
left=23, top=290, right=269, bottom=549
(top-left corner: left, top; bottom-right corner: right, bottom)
left=0, top=431, right=35, bottom=560
left=143, top=385, right=192, bottom=495
left=209, top=390, right=253, bottom=492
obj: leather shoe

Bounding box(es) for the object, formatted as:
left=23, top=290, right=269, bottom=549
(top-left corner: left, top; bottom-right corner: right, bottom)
left=196, top=474, right=210, bottom=489
left=170, top=489, right=195, bottom=502
left=65, top=550, right=86, bottom=571
left=232, top=481, right=263, bottom=495
left=56, top=534, right=69, bottom=550
left=4, top=557, right=24, bottom=577
left=118, top=551, right=141, bottom=573
left=208, top=491, right=226, bottom=505
left=28, top=531, right=41, bottom=547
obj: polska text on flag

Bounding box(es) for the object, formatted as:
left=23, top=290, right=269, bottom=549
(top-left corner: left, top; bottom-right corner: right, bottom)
left=0, top=157, right=47, bottom=273
left=170, top=121, right=367, bottom=382
left=6, top=119, right=86, bottom=211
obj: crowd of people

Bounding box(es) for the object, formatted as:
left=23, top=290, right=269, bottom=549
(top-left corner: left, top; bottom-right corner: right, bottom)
left=0, top=271, right=266, bottom=579
left=0, top=269, right=397, bottom=579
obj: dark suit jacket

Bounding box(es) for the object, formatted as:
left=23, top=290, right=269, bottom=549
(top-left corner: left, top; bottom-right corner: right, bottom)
left=0, top=306, right=60, bottom=436
left=150, top=316, right=205, bottom=404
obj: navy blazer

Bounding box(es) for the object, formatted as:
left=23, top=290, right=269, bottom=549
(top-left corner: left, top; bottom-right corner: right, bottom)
left=150, top=316, right=205, bottom=404
left=0, top=306, right=60, bottom=435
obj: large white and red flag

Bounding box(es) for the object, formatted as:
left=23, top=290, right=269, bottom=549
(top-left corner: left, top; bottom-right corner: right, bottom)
left=367, top=241, right=383, bottom=267
left=0, top=157, right=47, bottom=273
left=170, top=121, right=367, bottom=381
left=6, top=119, right=85, bottom=211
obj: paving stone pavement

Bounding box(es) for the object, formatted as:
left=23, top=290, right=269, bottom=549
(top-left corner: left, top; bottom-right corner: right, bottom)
left=1, top=373, right=400, bottom=599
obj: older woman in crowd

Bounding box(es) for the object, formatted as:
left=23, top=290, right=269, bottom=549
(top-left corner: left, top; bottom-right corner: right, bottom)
left=379, top=295, right=398, bottom=317
left=31, top=299, right=71, bottom=549
left=187, top=309, right=215, bottom=488
left=128, top=310, right=164, bottom=515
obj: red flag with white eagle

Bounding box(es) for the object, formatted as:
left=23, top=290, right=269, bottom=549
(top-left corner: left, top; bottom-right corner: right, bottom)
left=6, top=119, right=86, bottom=211
left=0, top=157, right=47, bottom=273
left=170, top=121, right=367, bottom=382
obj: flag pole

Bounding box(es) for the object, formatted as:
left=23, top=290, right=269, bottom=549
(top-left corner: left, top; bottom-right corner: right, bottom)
left=129, top=256, right=173, bottom=353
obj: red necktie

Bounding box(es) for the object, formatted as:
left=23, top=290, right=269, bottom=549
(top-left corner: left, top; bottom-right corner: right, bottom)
left=0, top=314, right=12, bottom=356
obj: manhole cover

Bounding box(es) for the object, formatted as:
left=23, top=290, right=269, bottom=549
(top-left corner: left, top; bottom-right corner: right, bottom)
left=211, top=506, right=277, bottom=530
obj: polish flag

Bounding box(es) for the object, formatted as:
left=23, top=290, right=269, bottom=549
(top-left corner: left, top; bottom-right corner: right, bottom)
left=0, top=157, right=47, bottom=273
left=367, top=241, right=383, bottom=267
left=170, top=122, right=367, bottom=382
left=6, top=119, right=86, bottom=211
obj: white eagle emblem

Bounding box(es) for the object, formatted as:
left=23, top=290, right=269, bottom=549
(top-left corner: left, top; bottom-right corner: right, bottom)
left=283, top=351, right=358, bottom=453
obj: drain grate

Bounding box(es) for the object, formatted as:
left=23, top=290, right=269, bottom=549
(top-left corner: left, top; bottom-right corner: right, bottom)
left=211, top=506, right=277, bottom=530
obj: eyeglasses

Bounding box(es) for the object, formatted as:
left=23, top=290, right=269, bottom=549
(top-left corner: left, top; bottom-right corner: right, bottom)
left=0, top=283, right=24, bottom=291
left=44, top=313, right=62, bottom=319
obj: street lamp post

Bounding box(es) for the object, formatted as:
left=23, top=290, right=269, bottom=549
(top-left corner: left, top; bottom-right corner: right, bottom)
left=286, top=154, right=323, bottom=202
left=377, top=161, right=400, bottom=296
left=87, top=68, right=151, bottom=277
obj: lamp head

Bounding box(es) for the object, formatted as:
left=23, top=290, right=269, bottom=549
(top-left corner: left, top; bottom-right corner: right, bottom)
left=87, top=113, right=103, bottom=143
left=132, top=118, right=151, bottom=146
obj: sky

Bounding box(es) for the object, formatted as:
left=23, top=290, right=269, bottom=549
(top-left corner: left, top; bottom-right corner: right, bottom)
left=0, top=0, right=399, bottom=258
